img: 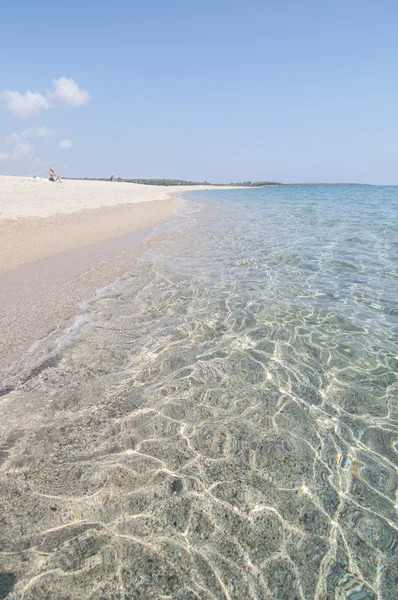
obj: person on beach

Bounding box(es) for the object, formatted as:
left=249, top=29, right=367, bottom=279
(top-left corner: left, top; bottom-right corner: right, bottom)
left=48, top=165, right=61, bottom=183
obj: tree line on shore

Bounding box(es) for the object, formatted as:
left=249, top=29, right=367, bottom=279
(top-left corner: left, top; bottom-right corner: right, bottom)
left=66, top=177, right=282, bottom=187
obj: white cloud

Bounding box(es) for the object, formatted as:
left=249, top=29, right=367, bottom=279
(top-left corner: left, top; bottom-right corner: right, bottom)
left=0, top=90, right=51, bottom=118
left=21, top=126, right=54, bottom=138
left=52, top=77, right=90, bottom=107
left=0, top=128, right=36, bottom=161
left=5, top=132, right=21, bottom=144
left=0, top=77, right=90, bottom=118
left=0, top=140, right=33, bottom=161
left=1, top=126, right=54, bottom=161
left=58, top=139, right=73, bottom=149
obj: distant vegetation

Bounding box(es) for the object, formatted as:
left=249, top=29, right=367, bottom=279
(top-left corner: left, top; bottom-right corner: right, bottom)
left=66, top=177, right=282, bottom=187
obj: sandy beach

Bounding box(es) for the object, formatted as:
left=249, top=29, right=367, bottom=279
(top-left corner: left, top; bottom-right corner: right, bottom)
left=0, top=176, right=210, bottom=375
left=0, top=176, right=205, bottom=273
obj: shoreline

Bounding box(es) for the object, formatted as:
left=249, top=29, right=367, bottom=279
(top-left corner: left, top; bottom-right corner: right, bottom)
left=0, top=176, right=196, bottom=377
left=0, top=176, right=245, bottom=274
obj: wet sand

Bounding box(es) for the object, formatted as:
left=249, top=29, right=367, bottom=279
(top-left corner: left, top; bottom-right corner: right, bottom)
left=0, top=199, right=181, bottom=274
left=0, top=226, right=155, bottom=377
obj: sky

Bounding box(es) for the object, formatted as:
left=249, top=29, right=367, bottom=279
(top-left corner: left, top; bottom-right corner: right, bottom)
left=1, top=0, right=397, bottom=184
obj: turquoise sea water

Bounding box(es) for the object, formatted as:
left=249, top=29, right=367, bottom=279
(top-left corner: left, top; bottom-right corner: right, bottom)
left=1, top=185, right=397, bottom=599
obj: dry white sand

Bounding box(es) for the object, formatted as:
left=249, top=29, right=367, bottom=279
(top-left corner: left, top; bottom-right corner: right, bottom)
left=0, top=175, right=202, bottom=220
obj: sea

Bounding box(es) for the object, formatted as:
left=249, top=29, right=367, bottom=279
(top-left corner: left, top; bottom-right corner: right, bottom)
left=1, top=185, right=397, bottom=599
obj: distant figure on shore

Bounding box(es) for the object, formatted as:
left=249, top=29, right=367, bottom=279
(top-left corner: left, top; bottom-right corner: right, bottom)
left=110, top=174, right=114, bottom=182
left=48, top=165, right=61, bottom=183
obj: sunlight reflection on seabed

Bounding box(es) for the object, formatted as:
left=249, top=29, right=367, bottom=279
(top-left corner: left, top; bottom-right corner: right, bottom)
left=0, top=186, right=397, bottom=599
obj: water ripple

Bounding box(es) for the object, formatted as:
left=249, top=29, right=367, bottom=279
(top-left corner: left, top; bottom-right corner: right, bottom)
left=1, top=185, right=397, bottom=599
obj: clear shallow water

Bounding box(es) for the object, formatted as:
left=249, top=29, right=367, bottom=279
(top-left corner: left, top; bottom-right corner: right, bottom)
left=0, top=185, right=397, bottom=599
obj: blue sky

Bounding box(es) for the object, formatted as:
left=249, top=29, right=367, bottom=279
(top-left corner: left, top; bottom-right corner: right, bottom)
left=1, top=0, right=397, bottom=183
